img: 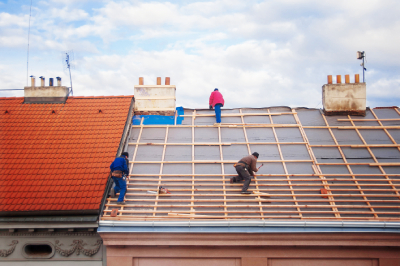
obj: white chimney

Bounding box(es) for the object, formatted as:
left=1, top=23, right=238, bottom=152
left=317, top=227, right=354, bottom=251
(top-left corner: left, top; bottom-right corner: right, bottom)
left=24, top=76, right=69, bottom=104
left=322, top=74, right=366, bottom=116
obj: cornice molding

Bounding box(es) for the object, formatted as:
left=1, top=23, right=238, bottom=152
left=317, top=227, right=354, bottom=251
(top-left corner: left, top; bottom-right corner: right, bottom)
left=55, top=239, right=102, bottom=257
left=0, top=240, right=18, bottom=257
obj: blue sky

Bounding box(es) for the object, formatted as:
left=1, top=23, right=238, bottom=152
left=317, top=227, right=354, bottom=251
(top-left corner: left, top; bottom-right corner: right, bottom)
left=0, top=0, right=399, bottom=108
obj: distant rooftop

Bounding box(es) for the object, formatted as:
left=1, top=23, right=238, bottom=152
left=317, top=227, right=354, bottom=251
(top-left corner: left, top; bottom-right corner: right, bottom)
left=102, top=106, right=400, bottom=222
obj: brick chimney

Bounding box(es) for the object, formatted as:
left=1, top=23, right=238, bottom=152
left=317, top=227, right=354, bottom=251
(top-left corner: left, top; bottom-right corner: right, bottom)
left=322, top=74, right=366, bottom=116
left=24, top=76, right=69, bottom=104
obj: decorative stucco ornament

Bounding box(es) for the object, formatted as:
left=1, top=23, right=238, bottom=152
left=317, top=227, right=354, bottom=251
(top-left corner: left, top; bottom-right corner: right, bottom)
left=0, top=240, right=18, bottom=257
left=55, top=239, right=102, bottom=257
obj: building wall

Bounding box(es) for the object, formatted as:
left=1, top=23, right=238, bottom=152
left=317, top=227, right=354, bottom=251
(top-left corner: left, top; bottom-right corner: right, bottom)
left=0, top=231, right=105, bottom=266
left=105, top=246, right=400, bottom=266
left=100, top=232, right=400, bottom=266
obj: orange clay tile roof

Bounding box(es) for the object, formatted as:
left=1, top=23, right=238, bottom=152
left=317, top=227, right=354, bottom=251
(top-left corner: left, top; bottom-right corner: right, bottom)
left=0, top=96, right=133, bottom=213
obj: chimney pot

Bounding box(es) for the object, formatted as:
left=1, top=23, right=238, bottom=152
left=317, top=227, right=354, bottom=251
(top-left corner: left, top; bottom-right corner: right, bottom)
left=49, top=78, right=54, bottom=86
left=165, top=77, right=170, bottom=85
left=30, top=76, right=35, bottom=87
left=157, top=77, right=161, bottom=85
left=355, top=74, right=360, bottom=83
left=39, top=76, right=45, bottom=87
left=56, top=77, right=61, bottom=86
left=327, top=75, right=332, bottom=84
left=345, top=74, right=350, bottom=84
left=139, top=77, right=144, bottom=85
left=336, top=75, right=342, bottom=84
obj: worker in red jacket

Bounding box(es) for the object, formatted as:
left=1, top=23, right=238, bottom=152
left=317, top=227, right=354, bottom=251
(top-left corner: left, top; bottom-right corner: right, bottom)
left=209, top=88, right=225, bottom=123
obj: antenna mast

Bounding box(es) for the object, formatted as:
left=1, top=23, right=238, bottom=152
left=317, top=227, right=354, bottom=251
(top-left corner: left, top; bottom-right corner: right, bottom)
left=65, top=52, right=73, bottom=95
left=26, top=0, right=33, bottom=86
left=357, top=51, right=367, bottom=83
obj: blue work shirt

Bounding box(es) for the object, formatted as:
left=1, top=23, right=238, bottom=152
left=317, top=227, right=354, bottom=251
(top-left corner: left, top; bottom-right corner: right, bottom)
left=110, top=157, right=128, bottom=175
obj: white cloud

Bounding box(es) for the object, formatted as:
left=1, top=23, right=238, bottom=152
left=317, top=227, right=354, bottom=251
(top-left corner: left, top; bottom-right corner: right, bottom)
left=47, top=0, right=95, bottom=5
left=95, top=1, right=179, bottom=27
left=0, top=13, right=29, bottom=27
left=1, top=0, right=400, bottom=109
left=49, top=7, right=89, bottom=22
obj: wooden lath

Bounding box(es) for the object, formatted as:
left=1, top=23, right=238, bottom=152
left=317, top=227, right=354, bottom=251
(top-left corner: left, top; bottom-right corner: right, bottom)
left=320, top=112, right=379, bottom=219
left=191, top=110, right=196, bottom=219
left=128, top=173, right=400, bottom=177
left=216, top=120, right=228, bottom=219
left=127, top=159, right=315, bottom=163
left=103, top=107, right=400, bottom=221
left=180, top=112, right=294, bottom=117
left=268, top=109, right=302, bottom=220
left=292, top=108, right=340, bottom=219
left=239, top=109, right=264, bottom=220
left=125, top=177, right=400, bottom=183
left=344, top=112, right=400, bottom=203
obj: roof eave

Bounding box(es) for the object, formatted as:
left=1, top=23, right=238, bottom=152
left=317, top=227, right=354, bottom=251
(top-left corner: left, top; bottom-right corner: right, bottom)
left=98, top=220, right=400, bottom=234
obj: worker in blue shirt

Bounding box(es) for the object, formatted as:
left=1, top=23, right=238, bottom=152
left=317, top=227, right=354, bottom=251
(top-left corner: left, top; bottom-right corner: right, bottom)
left=110, top=152, right=129, bottom=205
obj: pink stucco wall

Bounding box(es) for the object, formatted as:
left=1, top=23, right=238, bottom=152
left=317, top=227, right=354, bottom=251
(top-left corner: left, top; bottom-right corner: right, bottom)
left=100, top=232, right=400, bottom=266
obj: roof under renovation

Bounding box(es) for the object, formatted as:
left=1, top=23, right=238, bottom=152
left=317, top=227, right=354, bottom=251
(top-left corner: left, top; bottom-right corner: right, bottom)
left=101, top=106, right=400, bottom=222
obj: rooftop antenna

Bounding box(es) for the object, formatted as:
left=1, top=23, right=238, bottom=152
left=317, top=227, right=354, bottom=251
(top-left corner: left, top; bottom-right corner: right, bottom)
left=357, top=51, right=366, bottom=83
left=63, top=51, right=74, bottom=96
left=26, top=0, right=33, bottom=86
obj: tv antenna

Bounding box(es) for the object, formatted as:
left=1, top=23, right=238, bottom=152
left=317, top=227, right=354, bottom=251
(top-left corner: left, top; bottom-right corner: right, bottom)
left=357, top=51, right=366, bottom=83
left=26, top=0, right=33, bottom=86
left=63, top=51, right=74, bottom=96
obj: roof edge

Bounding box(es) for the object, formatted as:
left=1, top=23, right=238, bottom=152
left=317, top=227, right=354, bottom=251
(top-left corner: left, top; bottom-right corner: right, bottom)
left=69, top=95, right=134, bottom=99
left=0, top=209, right=99, bottom=217
left=99, top=220, right=400, bottom=227
left=99, top=220, right=400, bottom=232
left=99, top=97, right=135, bottom=215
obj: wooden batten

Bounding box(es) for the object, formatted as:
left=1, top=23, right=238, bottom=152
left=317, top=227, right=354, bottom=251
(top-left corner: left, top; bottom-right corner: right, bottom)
left=104, top=107, right=400, bottom=221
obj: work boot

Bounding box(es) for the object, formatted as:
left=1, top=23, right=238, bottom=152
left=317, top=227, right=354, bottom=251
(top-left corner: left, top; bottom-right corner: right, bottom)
left=241, top=191, right=251, bottom=194
left=116, top=202, right=126, bottom=205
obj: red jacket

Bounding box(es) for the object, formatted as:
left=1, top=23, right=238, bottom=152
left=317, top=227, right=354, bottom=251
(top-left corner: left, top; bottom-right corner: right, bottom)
left=209, top=91, right=224, bottom=107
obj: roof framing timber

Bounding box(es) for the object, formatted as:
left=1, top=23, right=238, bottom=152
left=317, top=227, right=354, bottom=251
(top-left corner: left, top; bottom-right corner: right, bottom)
left=103, top=107, right=400, bottom=221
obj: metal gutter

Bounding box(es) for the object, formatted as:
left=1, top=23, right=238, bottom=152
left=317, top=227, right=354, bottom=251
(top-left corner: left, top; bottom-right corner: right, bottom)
left=0, top=222, right=99, bottom=229
left=0, top=210, right=99, bottom=217
left=98, top=221, right=400, bottom=233
left=0, top=215, right=98, bottom=223
left=0, top=216, right=99, bottom=229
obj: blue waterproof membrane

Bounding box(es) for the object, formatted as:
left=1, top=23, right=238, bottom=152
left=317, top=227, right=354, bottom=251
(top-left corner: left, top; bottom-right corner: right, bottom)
left=132, top=107, right=184, bottom=125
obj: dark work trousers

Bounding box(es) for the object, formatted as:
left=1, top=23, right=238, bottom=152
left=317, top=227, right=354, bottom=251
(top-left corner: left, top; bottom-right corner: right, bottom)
left=112, top=176, right=127, bottom=202
left=234, top=165, right=252, bottom=192
left=214, top=103, right=222, bottom=123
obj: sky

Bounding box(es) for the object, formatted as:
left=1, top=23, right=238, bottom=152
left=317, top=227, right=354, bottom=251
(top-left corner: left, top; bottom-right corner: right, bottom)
left=0, top=0, right=399, bottom=109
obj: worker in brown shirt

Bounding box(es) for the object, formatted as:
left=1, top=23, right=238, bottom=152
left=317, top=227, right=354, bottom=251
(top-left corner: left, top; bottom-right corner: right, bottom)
left=230, top=152, right=259, bottom=194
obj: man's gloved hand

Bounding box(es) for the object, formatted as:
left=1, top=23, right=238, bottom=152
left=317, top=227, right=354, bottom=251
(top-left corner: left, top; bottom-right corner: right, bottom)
left=209, top=105, right=212, bottom=109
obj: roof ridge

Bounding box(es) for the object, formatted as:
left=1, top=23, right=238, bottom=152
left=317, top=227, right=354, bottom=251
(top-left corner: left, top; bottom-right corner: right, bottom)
left=69, top=95, right=134, bottom=99
left=0, top=97, right=24, bottom=100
